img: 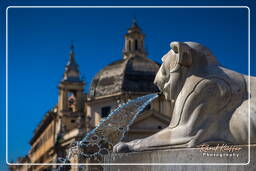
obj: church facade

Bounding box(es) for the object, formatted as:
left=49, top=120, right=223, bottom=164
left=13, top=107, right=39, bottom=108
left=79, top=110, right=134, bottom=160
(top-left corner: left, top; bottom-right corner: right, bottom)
left=10, top=20, right=172, bottom=171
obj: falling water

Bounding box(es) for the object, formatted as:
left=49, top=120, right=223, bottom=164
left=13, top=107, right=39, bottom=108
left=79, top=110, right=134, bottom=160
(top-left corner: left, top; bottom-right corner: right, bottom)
left=57, top=93, right=159, bottom=170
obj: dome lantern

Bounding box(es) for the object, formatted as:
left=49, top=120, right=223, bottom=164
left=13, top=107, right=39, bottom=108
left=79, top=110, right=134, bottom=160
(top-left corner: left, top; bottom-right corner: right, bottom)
left=123, top=19, right=147, bottom=59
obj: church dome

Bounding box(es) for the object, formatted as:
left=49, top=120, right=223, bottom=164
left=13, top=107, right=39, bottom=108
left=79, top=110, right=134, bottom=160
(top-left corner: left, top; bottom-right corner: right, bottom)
left=89, top=20, right=160, bottom=98
left=89, top=56, right=160, bottom=98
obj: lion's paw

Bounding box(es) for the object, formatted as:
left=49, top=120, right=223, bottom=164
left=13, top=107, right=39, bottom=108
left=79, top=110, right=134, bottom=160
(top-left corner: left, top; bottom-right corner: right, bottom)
left=113, top=142, right=131, bottom=153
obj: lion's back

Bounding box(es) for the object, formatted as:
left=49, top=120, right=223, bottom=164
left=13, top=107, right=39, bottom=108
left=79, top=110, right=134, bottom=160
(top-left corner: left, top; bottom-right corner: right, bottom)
left=243, top=75, right=256, bottom=98
left=227, top=73, right=256, bottom=144
left=229, top=97, right=256, bottom=144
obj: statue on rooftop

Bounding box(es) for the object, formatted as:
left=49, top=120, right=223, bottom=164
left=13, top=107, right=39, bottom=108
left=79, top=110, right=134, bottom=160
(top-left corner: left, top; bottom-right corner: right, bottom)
left=114, top=41, right=256, bottom=152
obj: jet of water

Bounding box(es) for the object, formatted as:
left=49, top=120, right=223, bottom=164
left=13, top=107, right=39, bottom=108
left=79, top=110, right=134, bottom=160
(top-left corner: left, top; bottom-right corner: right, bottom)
left=57, top=93, right=159, bottom=170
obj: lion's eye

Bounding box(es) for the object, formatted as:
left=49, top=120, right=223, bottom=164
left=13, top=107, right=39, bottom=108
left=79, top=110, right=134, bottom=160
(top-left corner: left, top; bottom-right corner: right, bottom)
left=169, top=55, right=178, bottom=71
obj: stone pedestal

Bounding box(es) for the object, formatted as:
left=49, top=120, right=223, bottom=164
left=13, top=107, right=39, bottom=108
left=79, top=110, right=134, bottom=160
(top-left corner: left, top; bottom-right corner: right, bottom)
left=103, top=145, right=255, bottom=171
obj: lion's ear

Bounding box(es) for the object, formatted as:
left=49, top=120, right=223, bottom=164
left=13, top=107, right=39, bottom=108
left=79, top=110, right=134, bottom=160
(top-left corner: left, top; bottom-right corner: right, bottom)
left=170, top=42, right=192, bottom=67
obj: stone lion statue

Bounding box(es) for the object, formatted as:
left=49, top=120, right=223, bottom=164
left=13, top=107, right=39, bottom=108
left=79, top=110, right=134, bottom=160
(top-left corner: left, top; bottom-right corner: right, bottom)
left=114, top=41, right=256, bottom=152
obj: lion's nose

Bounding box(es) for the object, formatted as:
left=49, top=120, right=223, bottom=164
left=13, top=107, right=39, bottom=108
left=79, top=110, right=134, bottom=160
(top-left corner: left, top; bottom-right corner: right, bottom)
left=153, top=78, right=157, bottom=85
left=154, top=65, right=165, bottom=87
left=153, top=77, right=160, bottom=88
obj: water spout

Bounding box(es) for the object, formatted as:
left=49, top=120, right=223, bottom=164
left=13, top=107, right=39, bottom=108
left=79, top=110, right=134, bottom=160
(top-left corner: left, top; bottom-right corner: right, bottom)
left=58, top=93, right=158, bottom=170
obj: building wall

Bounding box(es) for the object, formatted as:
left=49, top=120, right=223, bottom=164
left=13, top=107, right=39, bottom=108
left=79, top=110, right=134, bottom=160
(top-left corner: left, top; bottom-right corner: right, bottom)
left=87, top=97, right=119, bottom=127
left=30, top=120, right=56, bottom=163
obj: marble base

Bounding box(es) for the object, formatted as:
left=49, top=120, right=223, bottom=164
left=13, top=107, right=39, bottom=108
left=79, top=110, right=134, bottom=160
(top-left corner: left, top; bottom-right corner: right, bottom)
left=103, top=145, right=255, bottom=171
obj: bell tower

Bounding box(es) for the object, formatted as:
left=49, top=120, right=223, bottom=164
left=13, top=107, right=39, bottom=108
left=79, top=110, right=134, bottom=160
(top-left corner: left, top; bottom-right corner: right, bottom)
left=57, top=44, right=85, bottom=132
left=123, top=19, right=147, bottom=59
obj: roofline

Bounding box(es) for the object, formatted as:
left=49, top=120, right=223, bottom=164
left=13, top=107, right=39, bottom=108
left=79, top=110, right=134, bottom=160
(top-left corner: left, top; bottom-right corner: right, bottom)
left=87, top=91, right=158, bottom=102
left=133, top=109, right=171, bottom=124
left=29, top=111, right=56, bottom=145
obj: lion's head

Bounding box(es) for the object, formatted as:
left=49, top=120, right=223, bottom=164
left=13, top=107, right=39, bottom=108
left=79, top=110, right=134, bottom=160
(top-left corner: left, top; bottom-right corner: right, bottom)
left=154, top=41, right=219, bottom=102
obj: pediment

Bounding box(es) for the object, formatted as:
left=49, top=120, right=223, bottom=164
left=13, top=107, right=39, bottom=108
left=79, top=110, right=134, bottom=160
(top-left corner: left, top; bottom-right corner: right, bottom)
left=130, top=110, right=170, bottom=131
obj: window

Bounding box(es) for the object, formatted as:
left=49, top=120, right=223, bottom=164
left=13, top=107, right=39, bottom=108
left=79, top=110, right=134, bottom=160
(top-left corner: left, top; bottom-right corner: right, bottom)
left=145, top=104, right=151, bottom=110
left=135, top=39, right=138, bottom=50
left=101, top=106, right=111, bottom=118
left=141, top=104, right=151, bottom=113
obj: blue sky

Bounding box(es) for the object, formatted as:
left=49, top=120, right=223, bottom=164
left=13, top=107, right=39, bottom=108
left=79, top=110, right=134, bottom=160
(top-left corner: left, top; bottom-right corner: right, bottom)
left=0, top=0, right=255, bottom=170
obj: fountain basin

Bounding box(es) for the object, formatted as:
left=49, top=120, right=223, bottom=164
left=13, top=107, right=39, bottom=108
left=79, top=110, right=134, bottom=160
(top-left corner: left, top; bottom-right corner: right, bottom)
left=103, top=145, right=255, bottom=171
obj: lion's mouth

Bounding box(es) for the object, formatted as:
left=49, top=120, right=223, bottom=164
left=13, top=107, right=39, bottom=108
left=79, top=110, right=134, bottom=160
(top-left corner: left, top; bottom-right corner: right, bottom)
left=157, top=75, right=170, bottom=91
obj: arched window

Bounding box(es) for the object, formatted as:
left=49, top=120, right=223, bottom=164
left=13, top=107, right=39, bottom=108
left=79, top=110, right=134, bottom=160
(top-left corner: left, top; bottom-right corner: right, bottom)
left=67, top=91, right=76, bottom=112
left=135, top=40, right=138, bottom=50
